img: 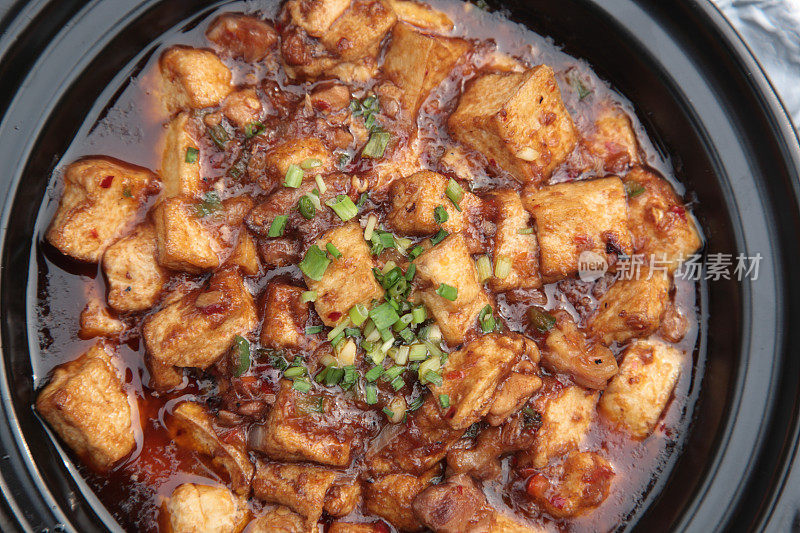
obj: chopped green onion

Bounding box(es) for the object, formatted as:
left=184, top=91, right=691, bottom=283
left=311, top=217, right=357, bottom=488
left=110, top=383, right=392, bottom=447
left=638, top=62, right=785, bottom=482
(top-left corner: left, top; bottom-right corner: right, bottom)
left=284, top=164, right=304, bottom=188
left=284, top=366, right=306, bottom=378
left=301, top=290, right=318, bottom=303
left=244, top=121, right=265, bottom=138
left=390, top=376, right=405, bottom=391
left=185, top=147, right=199, bottom=163
left=208, top=123, right=230, bottom=149
left=436, top=283, right=458, bottom=301
left=409, top=343, right=428, bottom=361
left=424, top=370, right=443, bottom=386
left=411, top=307, right=427, bottom=324
left=528, top=307, right=557, bottom=333
left=398, top=328, right=415, bottom=344
left=325, top=367, right=345, bottom=386
left=423, top=339, right=444, bottom=360
left=362, top=131, right=391, bottom=159
left=361, top=340, right=375, bottom=353
left=445, top=178, right=464, bottom=210
left=379, top=232, right=395, bottom=249
left=369, top=302, right=400, bottom=330
left=299, top=245, right=330, bottom=281
left=305, top=325, right=323, bottom=335
left=394, top=345, right=410, bottom=365
left=479, top=304, right=496, bottom=333
left=195, top=192, right=222, bottom=217
left=344, top=327, right=360, bottom=338
left=228, top=155, right=247, bottom=179
left=270, top=354, right=289, bottom=371
left=233, top=335, right=250, bottom=377
left=625, top=181, right=646, bottom=198
left=301, top=157, right=322, bottom=170
left=340, top=365, right=358, bottom=390
left=326, top=195, right=358, bottom=221
left=517, top=227, right=535, bottom=235
left=349, top=303, right=369, bottom=326
left=298, top=196, right=316, bottom=219
left=268, top=215, right=288, bottom=237
left=382, top=365, right=405, bottom=382
left=409, top=245, right=424, bottom=259
left=327, top=317, right=352, bottom=341
left=434, top=204, right=449, bottom=224
left=315, top=367, right=329, bottom=383
left=380, top=327, right=395, bottom=343
left=382, top=406, right=395, bottom=418
left=357, top=192, right=369, bottom=208
left=407, top=396, right=424, bottom=411
left=494, top=256, right=511, bottom=279
left=431, top=229, right=449, bottom=245
left=292, top=377, right=312, bottom=393
left=393, top=313, right=413, bottom=332
left=331, top=331, right=345, bottom=348
left=405, top=264, right=417, bottom=282
left=418, top=358, right=441, bottom=382
left=439, top=394, right=450, bottom=409
left=365, top=365, right=384, bottom=382
left=364, top=383, right=378, bottom=404
left=314, top=174, right=327, bottom=194
left=326, top=242, right=342, bottom=259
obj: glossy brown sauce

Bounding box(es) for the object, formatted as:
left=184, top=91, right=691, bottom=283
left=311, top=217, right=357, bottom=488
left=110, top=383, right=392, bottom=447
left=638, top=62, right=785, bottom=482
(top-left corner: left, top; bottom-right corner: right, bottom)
left=30, top=1, right=704, bottom=531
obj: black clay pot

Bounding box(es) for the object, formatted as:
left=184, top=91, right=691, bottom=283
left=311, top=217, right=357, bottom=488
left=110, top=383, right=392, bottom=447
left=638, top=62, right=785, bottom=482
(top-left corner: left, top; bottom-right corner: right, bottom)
left=0, top=0, right=799, bottom=531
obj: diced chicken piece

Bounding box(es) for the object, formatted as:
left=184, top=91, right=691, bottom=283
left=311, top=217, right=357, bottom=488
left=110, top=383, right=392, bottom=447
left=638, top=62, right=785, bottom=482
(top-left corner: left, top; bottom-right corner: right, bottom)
left=280, top=26, right=340, bottom=80
left=162, top=483, right=249, bottom=533
left=448, top=66, right=577, bottom=183
left=320, top=0, right=397, bottom=62
left=598, top=340, right=682, bottom=439
left=522, top=384, right=598, bottom=468
left=522, top=176, right=633, bottom=283
left=448, top=417, right=538, bottom=480
left=161, top=112, right=203, bottom=198
left=79, top=298, right=125, bottom=338
left=35, top=342, right=135, bottom=469
left=431, top=333, right=535, bottom=429
left=324, top=481, right=362, bottom=517
left=152, top=196, right=226, bottom=273
left=260, top=282, right=310, bottom=350
left=143, top=269, right=257, bottom=377
left=160, top=46, right=233, bottom=114
left=252, top=460, right=337, bottom=527
left=525, top=451, right=614, bottom=518
left=206, top=13, right=278, bottom=62
left=248, top=506, right=307, bottom=533
left=46, top=158, right=157, bottom=263
left=588, top=268, right=670, bottom=344
left=285, top=0, right=351, bottom=37
left=226, top=229, right=260, bottom=275
left=386, top=171, right=481, bottom=237
left=486, top=362, right=543, bottom=426
left=258, top=237, right=301, bottom=268
left=169, top=401, right=254, bottom=495
left=102, top=222, right=168, bottom=311
left=582, top=102, right=640, bottom=172
left=222, top=87, right=263, bottom=130
left=543, top=312, right=618, bottom=390
left=329, top=523, right=389, bottom=533
left=249, top=380, right=356, bottom=466
left=624, top=166, right=702, bottom=271
left=386, top=0, right=453, bottom=32
left=305, top=222, right=383, bottom=326
left=487, top=190, right=542, bottom=291
left=658, top=302, right=689, bottom=343
left=257, top=137, right=334, bottom=192
left=364, top=467, right=441, bottom=531
left=383, top=23, right=468, bottom=117
left=413, top=233, right=488, bottom=344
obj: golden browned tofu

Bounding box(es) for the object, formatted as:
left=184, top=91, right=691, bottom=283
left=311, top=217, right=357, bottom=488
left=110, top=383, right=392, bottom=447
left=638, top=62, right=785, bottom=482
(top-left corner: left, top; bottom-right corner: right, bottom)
left=258, top=138, right=334, bottom=191
left=624, top=166, right=702, bottom=271
left=386, top=0, right=453, bottom=32
left=46, top=158, right=157, bottom=263
left=260, top=282, right=310, bottom=350
left=523, top=176, right=633, bottom=283
left=170, top=402, right=254, bottom=495
left=206, top=13, right=278, bottom=62
left=431, top=334, right=534, bottom=429
left=413, top=233, right=488, bottom=344
left=543, top=313, right=618, bottom=390
left=588, top=268, right=670, bottom=344
left=248, top=506, right=308, bottom=533
left=320, top=0, right=397, bottom=62
left=364, top=467, right=440, bottom=531
left=305, top=222, right=383, bottom=326
left=161, top=112, right=203, bottom=198
left=102, top=222, right=168, bottom=312
left=524, top=384, right=598, bottom=468
left=252, top=460, right=337, bottom=527
left=143, top=269, right=257, bottom=372
left=153, top=196, right=224, bottom=273
left=487, top=190, right=542, bottom=291
left=250, top=380, right=355, bottom=466
left=78, top=298, right=125, bottom=338
left=383, top=23, right=468, bottom=117
left=162, top=483, right=250, bottom=533
left=525, top=451, right=614, bottom=518
left=160, top=46, right=233, bottom=114
left=449, top=66, right=577, bottom=183
left=222, top=87, right=263, bottom=129
left=285, top=0, right=351, bottom=37
left=324, top=482, right=362, bottom=517
left=226, top=229, right=260, bottom=275
left=36, top=342, right=135, bottom=469
left=386, top=171, right=481, bottom=237
left=582, top=101, right=640, bottom=172
left=598, top=340, right=682, bottom=439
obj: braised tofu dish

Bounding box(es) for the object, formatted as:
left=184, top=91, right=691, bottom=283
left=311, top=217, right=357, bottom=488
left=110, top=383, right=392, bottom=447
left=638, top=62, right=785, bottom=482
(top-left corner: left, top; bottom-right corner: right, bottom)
left=34, top=0, right=703, bottom=531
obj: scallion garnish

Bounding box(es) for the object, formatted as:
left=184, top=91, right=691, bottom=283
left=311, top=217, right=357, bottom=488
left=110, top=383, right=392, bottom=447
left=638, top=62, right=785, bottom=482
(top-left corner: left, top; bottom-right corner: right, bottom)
left=284, top=164, right=304, bottom=188
left=233, top=335, right=250, bottom=377
left=436, top=283, right=458, bottom=301
left=298, top=195, right=316, bottom=219
left=301, top=157, right=322, bottom=170
left=305, top=325, right=323, bottom=335
left=445, top=178, right=464, bottom=211
left=528, top=307, right=557, bottom=333
left=340, top=365, right=358, bottom=390
left=424, top=370, right=443, bottom=386
left=369, top=302, right=400, bottom=330
left=362, top=131, right=391, bottom=159
left=434, top=204, right=449, bottom=224
left=244, top=121, right=265, bottom=139
left=195, top=192, right=222, bottom=217
left=299, top=245, right=330, bottom=281
left=326, top=242, right=342, bottom=259
left=364, top=383, right=378, bottom=404
left=479, top=304, right=496, bottom=333
left=409, top=245, right=424, bottom=259
left=185, top=147, right=199, bottom=163
left=431, top=229, right=449, bottom=245
left=292, top=377, right=312, bottom=393
left=326, top=194, right=358, bottom=221
left=268, top=215, right=288, bottom=237
left=494, top=256, right=511, bottom=279
left=365, top=365, right=384, bottom=382
left=349, top=303, right=369, bottom=326
left=301, top=290, right=317, bottom=303
left=625, top=181, right=646, bottom=198
left=439, top=394, right=450, bottom=409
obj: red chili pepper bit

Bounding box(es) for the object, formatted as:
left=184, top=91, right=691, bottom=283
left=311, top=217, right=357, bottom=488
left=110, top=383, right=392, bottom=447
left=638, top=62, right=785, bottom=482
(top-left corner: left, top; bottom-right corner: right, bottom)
left=375, top=522, right=390, bottom=533
left=99, top=175, right=114, bottom=188
left=199, top=303, right=226, bottom=315
left=445, top=370, right=464, bottom=380
left=89, top=229, right=99, bottom=239
left=670, top=205, right=687, bottom=220
left=327, top=311, right=342, bottom=322
left=444, top=406, right=456, bottom=419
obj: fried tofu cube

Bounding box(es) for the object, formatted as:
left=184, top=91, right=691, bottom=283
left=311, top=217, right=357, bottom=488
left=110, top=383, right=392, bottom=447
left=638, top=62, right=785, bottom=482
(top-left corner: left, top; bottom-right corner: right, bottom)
left=523, top=176, right=633, bottom=283
left=543, top=313, right=618, bottom=390
left=170, top=402, right=254, bottom=495
left=526, top=451, right=614, bottom=518
left=222, top=87, right=263, bottom=130
left=598, top=340, right=682, bottom=439
left=160, top=46, right=233, bottom=113
left=260, top=282, right=310, bottom=350
left=161, top=112, right=203, bottom=198
left=79, top=298, right=125, bottom=338
left=320, top=0, right=397, bottom=62
left=36, top=342, right=135, bottom=469
left=431, top=334, right=533, bottom=429
left=386, top=171, right=480, bottom=237
left=248, top=506, right=307, bottom=533
left=102, top=222, right=168, bottom=312
left=624, top=166, right=702, bottom=271
left=486, top=368, right=543, bottom=426
left=364, top=467, right=440, bottom=531
left=581, top=101, right=640, bottom=172
left=153, top=196, right=224, bottom=273
left=226, top=229, right=260, bottom=275
left=143, top=269, right=257, bottom=371
left=46, top=158, right=157, bottom=263
left=413, top=233, right=488, bottom=344
left=252, top=460, right=337, bottom=526
left=589, top=268, right=670, bottom=344
left=383, top=23, right=468, bottom=117
left=162, top=483, right=250, bottom=533
left=448, top=66, right=577, bottom=183
left=285, top=0, right=351, bottom=37
left=525, top=384, right=598, bottom=468
left=305, top=222, right=383, bottom=326
left=386, top=0, right=453, bottom=32
left=249, top=380, right=355, bottom=466
left=206, top=14, right=278, bottom=62
left=487, top=190, right=542, bottom=291
left=258, top=138, right=334, bottom=191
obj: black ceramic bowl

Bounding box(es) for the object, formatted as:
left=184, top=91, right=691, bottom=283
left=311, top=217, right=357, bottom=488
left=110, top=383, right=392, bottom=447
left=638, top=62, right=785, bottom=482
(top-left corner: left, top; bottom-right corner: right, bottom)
left=1, top=0, right=799, bottom=531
